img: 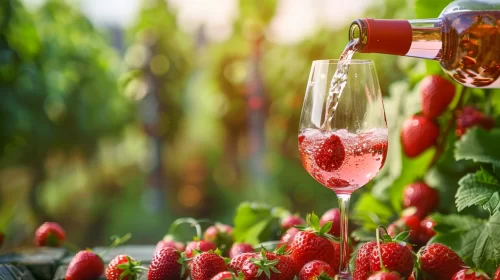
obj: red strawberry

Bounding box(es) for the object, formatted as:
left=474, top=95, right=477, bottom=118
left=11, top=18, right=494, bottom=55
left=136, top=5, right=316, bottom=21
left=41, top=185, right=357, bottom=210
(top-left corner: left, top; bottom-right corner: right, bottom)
left=451, top=268, right=491, bottom=280
left=370, top=242, right=414, bottom=279
left=403, top=182, right=439, bottom=219
left=418, top=243, right=465, bottom=280
left=155, top=235, right=185, bottom=255
left=314, top=134, right=345, bottom=172
left=330, top=241, right=340, bottom=274
left=456, top=106, right=495, bottom=137
left=401, top=115, right=440, bottom=158
left=353, top=241, right=377, bottom=280
left=494, top=266, right=500, bottom=280
left=66, top=250, right=104, bottom=280
left=204, top=223, right=233, bottom=254
left=211, top=271, right=238, bottom=280
left=281, top=214, right=305, bottom=230
left=105, top=254, right=146, bottom=280
left=35, top=222, right=66, bottom=247
left=190, top=251, right=227, bottom=280
left=319, top=208, right=341, bottom=237
left=420, top=75, right=456, bottom=119
left=277, top=227, right=299, bottom=251
left=228, top=252, right=256, bottom=272
left=229, top=243, right=254, bottom=259
left=418, top=217, right=436, bottom=246
left=387, top=215, right=421, bottom=245
left=367, top=271, right=402, bottom=280
left=299, top=260, right=336, bottom=280
left=148, top=247, right=189, bottom=280
left=185, top=240, right=217, bottom=258
left=290, top=213, right=336, bottom=269
left=241, top=251, right=296, bottom=280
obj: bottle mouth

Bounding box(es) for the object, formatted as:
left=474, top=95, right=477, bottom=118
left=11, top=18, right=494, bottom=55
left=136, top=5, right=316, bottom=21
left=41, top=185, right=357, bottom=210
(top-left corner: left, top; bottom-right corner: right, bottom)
left=349, top=20, right=362, bottom=41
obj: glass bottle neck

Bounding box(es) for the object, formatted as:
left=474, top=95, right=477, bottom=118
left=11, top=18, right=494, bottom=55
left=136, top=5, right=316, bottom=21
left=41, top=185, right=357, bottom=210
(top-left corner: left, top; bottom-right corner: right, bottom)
left=349, top=18, right=443, bottom=60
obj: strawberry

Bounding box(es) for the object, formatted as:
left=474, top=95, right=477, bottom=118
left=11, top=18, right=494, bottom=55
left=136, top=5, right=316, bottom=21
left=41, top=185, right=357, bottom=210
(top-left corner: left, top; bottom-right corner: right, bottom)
left=420, top=75, right=456, bottom=119
left=387, top=215, right=421, bottom=245
left=66, top=250, right=104, bottom=280
left=370, top=242, right=414, bottom=279
left=204, top=223, right=233, bottom=254
left=281, top=214, right=305, bottom=230
left=211, top=271, right=238, bottom=280
left=353, top=241, right=377, bottom=280
left=35, top=222, right=66, bottom=247
left=229, top=243, right=254, bottom=259
left=185, top=240, right=217, bottom=258
left=418, top=243, right=465, bottom=280
left=401, top=115, right=440, bottom=158
left=417, top=217, right=436, bottom=246
left=290, top=213, right=336, bottom=269
left=299, top=260, right=336, bottom=280
left=148, top=247, right=189, bottom=280
left=241, top=250, right=296, bottom=280
left=367, top=271, right=402, bottom=280
left=277, top=227, right=299, bottom=251
left=494, top=266, right=500, bottom=280
left=190, top=251, right=227, bottom=280
left=319, top=208, right=341, bottom=237
left=314, top=134, right=345, bottom=172
left=228, top=252, right=256, bottom=272
left=403, top=182, right=439, bottom=219
left=155, top=235, right=185, bottom=255
left=105, top=254, right=146, bottom=280
left=456, top=106, right=495, bottom=137
left=451, top=268, right=491, bottom=280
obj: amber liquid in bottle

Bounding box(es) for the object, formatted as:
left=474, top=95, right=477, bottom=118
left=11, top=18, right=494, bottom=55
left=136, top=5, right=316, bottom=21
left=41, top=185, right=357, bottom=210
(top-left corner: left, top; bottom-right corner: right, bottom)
left=440, top=11, right=500, bottom=87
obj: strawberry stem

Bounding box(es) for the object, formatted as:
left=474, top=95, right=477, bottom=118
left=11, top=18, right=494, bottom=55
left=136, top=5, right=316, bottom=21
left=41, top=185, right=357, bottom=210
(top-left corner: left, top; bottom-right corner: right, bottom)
left=376, top=226, right=387, bottom=272
left=98, top=233, right=132, bottom=258
left=427, top=86, right=467, bottom=170
left=167, top=218, right=206, bottom=240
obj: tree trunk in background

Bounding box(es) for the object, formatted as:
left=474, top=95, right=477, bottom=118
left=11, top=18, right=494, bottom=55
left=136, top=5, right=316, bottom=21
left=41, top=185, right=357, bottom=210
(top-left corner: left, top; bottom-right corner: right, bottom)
left=247, top=36, right=269, bottom=199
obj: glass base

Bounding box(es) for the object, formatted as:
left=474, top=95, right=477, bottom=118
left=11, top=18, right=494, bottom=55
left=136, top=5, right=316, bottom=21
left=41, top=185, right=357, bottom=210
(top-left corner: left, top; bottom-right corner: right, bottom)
left=337, top=272, right=352, bottom=280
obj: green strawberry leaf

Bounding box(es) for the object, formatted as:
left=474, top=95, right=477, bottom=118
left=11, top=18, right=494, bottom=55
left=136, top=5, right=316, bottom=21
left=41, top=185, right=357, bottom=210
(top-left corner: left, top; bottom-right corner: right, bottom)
left=455, top=128, right=500, bottom=167
left=233, top=202, right=280, bottom=245
left=319, top=221, right=333, bottom=235
left=431, top=213, right=500, bottom=275
left=308, top=212, right=321, bottom=229
left=352, top=193, right=395, bottom=230
left=456, top=169, right=500, bottom=214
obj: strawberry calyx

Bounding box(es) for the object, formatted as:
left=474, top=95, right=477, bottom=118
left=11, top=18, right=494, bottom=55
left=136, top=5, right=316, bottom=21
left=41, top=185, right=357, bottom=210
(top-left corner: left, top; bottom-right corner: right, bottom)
left=295, top=212, right=338, bottom=242
left=317, top=270, right=335, bottom=280
left=249, top=250, right=281, bottom=278
left=115, top=256, right=148, bottom=280
left=175, top=251, right=189, bottom=278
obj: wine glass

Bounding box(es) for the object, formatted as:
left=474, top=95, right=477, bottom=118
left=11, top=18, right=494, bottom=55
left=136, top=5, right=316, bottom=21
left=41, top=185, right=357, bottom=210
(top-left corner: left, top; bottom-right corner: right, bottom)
left=298, top=59, right=388, bottom=279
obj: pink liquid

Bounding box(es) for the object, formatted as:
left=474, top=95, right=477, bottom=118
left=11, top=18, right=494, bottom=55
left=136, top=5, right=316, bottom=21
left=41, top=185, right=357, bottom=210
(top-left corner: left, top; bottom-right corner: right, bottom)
left=298, top=128, right=388, bottom=195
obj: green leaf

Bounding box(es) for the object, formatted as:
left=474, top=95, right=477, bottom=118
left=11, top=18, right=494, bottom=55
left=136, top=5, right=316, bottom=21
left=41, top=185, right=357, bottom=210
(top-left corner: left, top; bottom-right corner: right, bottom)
left=415, top=0, right=450, bottom=18
left=320, top=221, right=333, bottom=235
left=352, top=193, right=395, bottom=230
left=233, top=202, right=280, bottom=245
left=431, top=213, right=500, bottom=275
left=455, top=128, right=500, bottom=167
left=309, top=212, right=320, bottom=229
left=456, top=170, right=500, bottom=214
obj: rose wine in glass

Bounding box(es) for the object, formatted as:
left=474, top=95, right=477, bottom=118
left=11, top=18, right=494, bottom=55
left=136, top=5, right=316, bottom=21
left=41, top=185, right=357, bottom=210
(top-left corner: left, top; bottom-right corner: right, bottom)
left=298, top=59, right=388, bottom=279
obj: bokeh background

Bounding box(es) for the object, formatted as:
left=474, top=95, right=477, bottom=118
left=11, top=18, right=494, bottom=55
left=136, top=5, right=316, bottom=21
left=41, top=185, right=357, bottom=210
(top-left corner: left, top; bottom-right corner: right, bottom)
left=1, top=0, right=457, bottom=247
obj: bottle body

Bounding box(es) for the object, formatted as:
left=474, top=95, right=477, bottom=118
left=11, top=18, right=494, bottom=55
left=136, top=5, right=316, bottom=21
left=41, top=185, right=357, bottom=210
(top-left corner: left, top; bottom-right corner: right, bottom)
left=349, top=0, right=500, bottom=88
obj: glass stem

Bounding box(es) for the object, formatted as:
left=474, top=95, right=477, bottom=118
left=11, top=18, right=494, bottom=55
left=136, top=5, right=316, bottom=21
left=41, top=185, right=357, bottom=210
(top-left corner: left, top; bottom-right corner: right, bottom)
left=337, top=194, right=351, bottom=280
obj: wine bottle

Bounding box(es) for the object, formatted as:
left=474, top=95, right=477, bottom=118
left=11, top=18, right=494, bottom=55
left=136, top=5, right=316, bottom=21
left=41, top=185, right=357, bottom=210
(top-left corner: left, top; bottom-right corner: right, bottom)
left=349, top=0, right=500, bottom=88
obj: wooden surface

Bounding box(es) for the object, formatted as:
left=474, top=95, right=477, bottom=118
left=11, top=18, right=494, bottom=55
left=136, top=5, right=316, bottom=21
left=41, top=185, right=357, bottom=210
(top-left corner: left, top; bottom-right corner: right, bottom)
left=0, top=246, right=155, bottom=280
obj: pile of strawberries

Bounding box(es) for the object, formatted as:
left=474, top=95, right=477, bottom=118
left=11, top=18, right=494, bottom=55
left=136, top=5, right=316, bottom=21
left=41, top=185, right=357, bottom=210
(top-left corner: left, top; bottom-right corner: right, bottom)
left=401, top=75, right=494, bottom=158
left=28, top=206, right=500, bottom=280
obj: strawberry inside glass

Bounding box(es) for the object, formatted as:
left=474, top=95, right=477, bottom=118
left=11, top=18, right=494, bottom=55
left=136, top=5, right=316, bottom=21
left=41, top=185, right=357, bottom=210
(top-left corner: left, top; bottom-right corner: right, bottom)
left=298, top=128, right=388, bottom=195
